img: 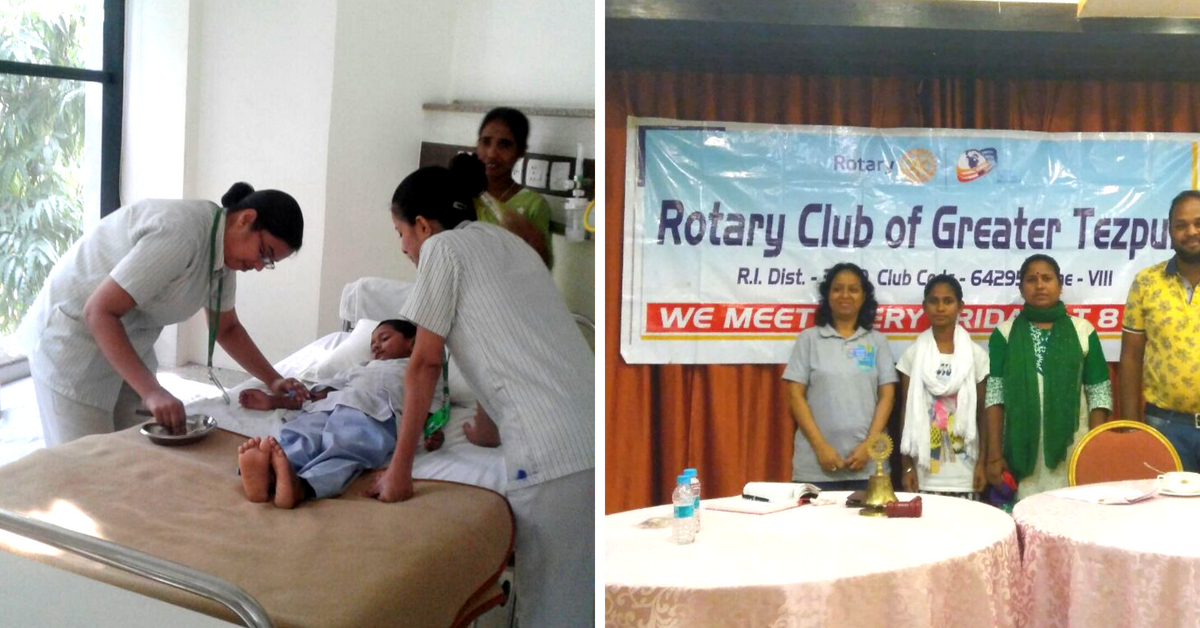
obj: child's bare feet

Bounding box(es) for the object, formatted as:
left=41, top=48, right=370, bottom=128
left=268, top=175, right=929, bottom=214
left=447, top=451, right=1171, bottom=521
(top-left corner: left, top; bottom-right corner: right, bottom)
left=238, top=437, right=272, bottom=503
left=264, top=436, right=304, bottom=509
left=239, top=389, right=276, bottom=411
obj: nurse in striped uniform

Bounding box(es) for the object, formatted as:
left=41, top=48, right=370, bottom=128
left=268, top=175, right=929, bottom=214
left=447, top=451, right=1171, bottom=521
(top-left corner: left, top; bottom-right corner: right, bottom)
left=367, top=154, right=594, bottom=627
left=22, top=182, right=310, bottom=445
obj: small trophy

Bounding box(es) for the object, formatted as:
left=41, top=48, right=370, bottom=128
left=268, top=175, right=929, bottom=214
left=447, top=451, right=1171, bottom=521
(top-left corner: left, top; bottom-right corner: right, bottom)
left=860, top=433, right=898, bottom=517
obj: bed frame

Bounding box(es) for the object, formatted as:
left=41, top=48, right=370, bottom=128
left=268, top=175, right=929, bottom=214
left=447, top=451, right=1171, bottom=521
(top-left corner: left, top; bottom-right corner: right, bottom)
left=0, top=426, right=514, bottom=628
left=0, top=507, right=270, bottom=626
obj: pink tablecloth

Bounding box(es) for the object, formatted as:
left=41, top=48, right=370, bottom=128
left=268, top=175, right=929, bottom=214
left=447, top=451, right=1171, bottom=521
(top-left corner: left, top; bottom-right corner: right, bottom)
left=605, top=493, right=1021, bottom=628
left=1013, top=480, right=1200, bottom=628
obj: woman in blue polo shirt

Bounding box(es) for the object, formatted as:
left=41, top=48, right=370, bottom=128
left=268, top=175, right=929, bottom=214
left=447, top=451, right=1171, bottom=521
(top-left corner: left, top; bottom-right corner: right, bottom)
left=783, top=262, right=898, bottom=491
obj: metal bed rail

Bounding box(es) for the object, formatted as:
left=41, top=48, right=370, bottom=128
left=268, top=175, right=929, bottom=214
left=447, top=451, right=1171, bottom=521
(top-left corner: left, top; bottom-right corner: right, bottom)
left=0, top=507, right=273, bottom=628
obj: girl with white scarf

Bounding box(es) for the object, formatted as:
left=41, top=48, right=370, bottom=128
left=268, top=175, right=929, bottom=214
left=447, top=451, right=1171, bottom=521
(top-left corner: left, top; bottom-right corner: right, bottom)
left=897, top=275, right=990, bottom=497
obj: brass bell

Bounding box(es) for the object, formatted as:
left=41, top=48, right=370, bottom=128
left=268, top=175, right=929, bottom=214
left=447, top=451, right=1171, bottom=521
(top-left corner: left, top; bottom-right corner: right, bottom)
left=860, top=433, right=898, bottom=517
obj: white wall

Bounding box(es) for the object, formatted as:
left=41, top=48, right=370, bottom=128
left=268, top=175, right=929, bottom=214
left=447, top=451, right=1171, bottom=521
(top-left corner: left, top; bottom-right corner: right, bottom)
left=178, top=0, right=336, bottom=367
left=123, top=0, right=595, bottom=370
left=449, top=0, right=595, bottom=108
left=123, top=0, right=191, bottom=366
left=315, top=2, right=457, bottom=334
left=447, top=0, right=596, bottom=322
left=316, top=0, right=596, bottom=335
left=122, top=0, right=189, bottom=204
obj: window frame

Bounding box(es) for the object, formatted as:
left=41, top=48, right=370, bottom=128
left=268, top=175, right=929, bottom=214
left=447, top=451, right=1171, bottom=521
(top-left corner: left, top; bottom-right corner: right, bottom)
left=0, top=0, right=125, bottom=216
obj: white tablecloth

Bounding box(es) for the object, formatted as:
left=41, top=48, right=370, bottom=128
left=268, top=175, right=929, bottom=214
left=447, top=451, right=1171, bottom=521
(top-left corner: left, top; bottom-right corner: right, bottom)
left=1014, top=480, right=1200, bottom=628
left=605, top=492, right=1021, bottom=628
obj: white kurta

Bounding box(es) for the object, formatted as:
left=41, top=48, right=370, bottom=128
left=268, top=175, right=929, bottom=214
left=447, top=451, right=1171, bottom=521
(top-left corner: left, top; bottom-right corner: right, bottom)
left=22, top=199, right=237, bottom=411
left=304, top=358, right=445, bottom=421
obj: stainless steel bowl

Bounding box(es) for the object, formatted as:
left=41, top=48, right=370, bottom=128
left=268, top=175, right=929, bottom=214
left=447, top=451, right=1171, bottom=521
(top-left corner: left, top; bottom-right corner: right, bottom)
left=139, top=415, right=217, bottom=446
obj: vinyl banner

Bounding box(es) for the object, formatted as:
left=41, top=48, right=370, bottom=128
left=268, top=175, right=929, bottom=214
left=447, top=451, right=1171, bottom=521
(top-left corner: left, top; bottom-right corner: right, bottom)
left=621, top=117, right=1199, bottom=364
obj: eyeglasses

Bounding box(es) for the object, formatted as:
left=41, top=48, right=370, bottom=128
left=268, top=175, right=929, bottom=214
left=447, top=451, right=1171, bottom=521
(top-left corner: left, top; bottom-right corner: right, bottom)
left=258, top=231, right=276, bottom=270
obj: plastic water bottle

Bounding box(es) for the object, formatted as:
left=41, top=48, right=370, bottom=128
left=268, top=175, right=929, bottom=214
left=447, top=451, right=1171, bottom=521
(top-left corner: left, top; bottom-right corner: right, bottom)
left=683, top=468, right=701, bottom=532
left=672, top=475, right=696, bottom=545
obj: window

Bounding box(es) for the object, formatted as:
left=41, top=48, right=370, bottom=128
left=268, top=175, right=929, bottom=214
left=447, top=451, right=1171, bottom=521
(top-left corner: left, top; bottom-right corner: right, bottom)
left=0, top=0, right=122, bottom=371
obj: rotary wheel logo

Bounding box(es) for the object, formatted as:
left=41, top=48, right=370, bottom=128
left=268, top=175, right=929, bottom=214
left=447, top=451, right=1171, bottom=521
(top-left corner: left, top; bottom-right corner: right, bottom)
left=899, top=148, right=938, bottom=184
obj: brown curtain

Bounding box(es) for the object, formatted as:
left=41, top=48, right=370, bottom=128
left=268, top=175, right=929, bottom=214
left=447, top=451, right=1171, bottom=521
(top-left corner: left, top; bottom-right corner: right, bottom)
left=605, top=70, right=1200, bottom=514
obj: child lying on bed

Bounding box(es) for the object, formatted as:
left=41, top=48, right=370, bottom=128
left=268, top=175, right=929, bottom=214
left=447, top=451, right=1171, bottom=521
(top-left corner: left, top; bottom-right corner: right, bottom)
left=237, top=319, right=436, bottom=508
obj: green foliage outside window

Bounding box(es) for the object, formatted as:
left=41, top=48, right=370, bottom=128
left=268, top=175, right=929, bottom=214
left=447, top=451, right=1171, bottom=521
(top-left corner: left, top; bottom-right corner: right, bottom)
left=0, top=7, right=86, bottom=337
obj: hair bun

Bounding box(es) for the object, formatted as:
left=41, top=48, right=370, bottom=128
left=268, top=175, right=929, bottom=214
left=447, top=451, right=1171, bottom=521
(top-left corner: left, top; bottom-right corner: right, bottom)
left=221, top=182, right=255, bottom=208
left=448, top=153, right=487, bottom=200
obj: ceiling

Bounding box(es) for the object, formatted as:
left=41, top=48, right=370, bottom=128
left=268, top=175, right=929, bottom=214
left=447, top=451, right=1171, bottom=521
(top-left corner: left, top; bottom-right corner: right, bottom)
left=607, top=0, right=1200, bottom=80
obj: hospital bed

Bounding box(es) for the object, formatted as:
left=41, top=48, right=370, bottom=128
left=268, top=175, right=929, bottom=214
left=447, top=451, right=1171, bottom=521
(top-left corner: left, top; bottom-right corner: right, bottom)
left=0, top=277, right=599, bottom=628
left=187, top=277, right=514, bottom=496
left=0, top=430, right=512, bottom=628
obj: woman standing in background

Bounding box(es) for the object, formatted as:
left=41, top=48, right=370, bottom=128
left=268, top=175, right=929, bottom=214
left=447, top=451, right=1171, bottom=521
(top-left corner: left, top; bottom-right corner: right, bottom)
left=474, top=107, right=554, bottom=267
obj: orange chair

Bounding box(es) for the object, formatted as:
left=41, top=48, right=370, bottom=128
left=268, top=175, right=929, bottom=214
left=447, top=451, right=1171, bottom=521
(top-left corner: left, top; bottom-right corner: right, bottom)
left=1068, top=420, right=1182, bottom=486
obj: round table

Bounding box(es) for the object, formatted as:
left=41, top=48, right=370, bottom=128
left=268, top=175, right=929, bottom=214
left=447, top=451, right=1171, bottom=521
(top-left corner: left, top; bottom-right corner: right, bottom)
left=605, top=492, right=1021, bottom=628
left=1013, top=480, right=1200, bottom=628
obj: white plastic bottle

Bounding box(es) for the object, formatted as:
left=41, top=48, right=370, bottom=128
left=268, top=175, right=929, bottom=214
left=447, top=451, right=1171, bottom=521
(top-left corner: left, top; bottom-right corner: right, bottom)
left=683, top=468, right=701, bottom=532
left=672, top=475, right=696, bottom=545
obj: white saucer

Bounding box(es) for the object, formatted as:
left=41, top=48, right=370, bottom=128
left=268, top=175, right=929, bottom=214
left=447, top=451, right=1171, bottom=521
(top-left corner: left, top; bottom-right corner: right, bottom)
left=1159, top=488, right=1200, bottom=497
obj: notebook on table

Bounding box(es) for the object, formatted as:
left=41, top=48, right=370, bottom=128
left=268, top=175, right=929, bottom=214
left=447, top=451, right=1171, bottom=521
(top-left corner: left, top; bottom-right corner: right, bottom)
left=705, top=482, right=820, bottom=515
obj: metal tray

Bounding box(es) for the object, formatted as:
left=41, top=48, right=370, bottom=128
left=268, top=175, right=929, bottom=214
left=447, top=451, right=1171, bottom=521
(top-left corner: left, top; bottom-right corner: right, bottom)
left=139, top=415, right=217, bottom=446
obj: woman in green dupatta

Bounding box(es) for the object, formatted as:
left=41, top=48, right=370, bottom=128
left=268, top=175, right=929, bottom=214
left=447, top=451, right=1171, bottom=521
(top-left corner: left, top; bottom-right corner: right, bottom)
left=984, top=254, right=1112, bottom=500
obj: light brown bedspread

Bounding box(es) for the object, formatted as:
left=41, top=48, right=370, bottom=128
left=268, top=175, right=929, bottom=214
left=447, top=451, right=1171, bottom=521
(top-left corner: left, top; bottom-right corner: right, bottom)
left=0, top=427, right=514, bottom=628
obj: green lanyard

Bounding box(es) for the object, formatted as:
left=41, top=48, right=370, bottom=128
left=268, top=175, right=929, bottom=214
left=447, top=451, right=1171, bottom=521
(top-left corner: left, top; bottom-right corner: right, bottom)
left=205, top=209, right=231, bottom=405
left=422, top=349, right=451, bottom=438
left=206, top=208, right=224, bottom=368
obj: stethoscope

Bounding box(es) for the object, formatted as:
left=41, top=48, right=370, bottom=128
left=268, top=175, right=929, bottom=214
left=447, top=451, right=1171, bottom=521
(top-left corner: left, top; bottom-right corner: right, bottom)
left=206, top=208, right=231, bottom=405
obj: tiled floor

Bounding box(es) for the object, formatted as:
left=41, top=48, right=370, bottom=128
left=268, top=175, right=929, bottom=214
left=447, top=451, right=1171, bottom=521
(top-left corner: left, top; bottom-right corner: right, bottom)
left=0, top=364, right=250, bottom=468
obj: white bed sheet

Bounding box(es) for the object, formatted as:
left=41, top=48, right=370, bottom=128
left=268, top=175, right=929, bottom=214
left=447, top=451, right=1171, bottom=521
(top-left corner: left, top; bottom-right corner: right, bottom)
left=185, top=331, right=508, bottom=494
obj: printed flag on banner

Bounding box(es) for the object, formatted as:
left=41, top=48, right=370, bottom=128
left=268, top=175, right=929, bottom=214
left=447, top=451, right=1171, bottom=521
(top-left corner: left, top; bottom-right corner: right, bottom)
left=621, top=117, right=1200, bottom=364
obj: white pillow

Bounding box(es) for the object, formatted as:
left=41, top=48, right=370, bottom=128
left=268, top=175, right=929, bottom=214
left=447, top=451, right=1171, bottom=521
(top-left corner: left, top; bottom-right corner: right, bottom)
left=314, top=318, right=377, bottom=380
left=446, top=357, right=478, bottom=407
left=340, top=278, right=414, bottom=324
left=290, top=331, right=350, bottom=383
